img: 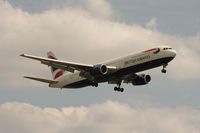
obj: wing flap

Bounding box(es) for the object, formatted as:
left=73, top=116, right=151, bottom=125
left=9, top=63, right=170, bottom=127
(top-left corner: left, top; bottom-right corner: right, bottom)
left=41, top=60, right=75, bottom=73
left=24, top=76, right=59, bottom=84
left=107, top=73, right=137, bottom=84
left=123, top=73, right=138, bottom=83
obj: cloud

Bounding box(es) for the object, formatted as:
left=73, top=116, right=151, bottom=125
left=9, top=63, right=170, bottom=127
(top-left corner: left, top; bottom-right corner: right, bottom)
left=85, top=0, right=113, bottom=19
left=145, top=17, right=157, bottom=30
left=0, top=101, right=200, bottom=133
left=0, top=1, right=200, bottom=89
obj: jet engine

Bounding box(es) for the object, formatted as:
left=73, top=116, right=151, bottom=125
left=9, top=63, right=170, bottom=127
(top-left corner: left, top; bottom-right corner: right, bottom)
left=90, top=64, right=108, bottom=75
left=132, top=74, right=151, bottom=85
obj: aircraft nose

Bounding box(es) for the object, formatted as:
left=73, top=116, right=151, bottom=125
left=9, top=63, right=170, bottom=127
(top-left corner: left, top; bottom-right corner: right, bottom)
left=170, top=49, right=177, bottom=57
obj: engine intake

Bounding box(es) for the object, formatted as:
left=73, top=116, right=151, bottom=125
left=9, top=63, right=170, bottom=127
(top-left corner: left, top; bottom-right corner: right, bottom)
left=132, top=74, right=151, bottom=85
left=90, top=64, right=108, bottom=75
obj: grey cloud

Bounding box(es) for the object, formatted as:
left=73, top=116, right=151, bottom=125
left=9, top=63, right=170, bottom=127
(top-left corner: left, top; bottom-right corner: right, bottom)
left=0, top=101, right=200, bottom=133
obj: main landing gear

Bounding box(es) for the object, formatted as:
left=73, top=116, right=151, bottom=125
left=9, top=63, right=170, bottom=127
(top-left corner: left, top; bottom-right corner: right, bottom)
left=91, top=82, right=98, bottom=87
left=161, top=63, right=168, bottom=73
left=114, top=83, right=124, bottom=92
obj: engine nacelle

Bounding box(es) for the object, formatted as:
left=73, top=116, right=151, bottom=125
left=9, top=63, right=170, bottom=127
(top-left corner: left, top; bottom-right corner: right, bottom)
left=132, top=74, right=151, bottom=86
left=89, top=64, right=108, bottom=75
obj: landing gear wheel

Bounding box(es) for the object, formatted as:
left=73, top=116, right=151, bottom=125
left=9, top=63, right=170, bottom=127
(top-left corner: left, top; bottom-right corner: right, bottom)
left=161, top=63, right=168, bottom=74
left=94, top=83, right=98, bottom=87
left=114, top=82, right=124, bottom=92
left=91, top=82, right=98, bottom=87
left=114, top=86, right=124, bottom=92
left=161, top=69, right=167, bottom=73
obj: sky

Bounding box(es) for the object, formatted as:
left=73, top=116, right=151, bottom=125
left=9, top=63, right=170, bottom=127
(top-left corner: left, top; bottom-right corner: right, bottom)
left=0, top=0, right=200, bottom=132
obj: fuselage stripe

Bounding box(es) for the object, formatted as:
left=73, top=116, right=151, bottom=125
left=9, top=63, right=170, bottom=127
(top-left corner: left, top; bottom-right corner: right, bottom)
left=144, top=48, right=160, bottom=53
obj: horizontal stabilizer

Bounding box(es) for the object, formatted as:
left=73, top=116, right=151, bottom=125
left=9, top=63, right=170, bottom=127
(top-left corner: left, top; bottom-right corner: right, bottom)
left=24, top=76, right=59, bottom=84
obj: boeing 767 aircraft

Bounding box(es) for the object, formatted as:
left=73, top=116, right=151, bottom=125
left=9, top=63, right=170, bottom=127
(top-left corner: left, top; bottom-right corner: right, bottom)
left=21, top=46, right=176, bottom=92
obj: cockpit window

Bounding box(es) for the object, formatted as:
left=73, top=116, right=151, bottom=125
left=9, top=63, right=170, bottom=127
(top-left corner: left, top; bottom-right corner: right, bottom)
left=163, top=48, right=172, bottom=50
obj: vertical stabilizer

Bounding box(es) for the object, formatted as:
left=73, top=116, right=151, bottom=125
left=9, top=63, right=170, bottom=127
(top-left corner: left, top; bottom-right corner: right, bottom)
left=47, top=51, right=64, bottom=79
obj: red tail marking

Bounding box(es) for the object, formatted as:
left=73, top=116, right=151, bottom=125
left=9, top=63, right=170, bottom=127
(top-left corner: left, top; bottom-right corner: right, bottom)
left=54, top=70, right=64, bottom=79
left=48, top=55, right=57, bottom=60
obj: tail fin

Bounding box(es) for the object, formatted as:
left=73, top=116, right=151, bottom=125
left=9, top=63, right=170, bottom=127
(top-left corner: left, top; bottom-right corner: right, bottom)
left=47, top=51, right=64, bottom=80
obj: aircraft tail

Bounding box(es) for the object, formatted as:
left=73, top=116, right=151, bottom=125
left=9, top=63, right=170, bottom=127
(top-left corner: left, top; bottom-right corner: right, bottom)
left=47, top=51, right=64, bottom=79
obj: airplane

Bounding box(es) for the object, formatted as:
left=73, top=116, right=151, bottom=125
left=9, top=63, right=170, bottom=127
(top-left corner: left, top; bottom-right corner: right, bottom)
left=20, top=46, right=176, bottom=92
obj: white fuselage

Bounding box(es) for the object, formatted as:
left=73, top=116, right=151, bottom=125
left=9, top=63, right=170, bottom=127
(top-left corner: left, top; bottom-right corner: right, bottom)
left=49, top=46, right=176, bottom=88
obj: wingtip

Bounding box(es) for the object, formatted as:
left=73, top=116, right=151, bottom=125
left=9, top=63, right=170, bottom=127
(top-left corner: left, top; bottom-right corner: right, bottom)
left=20, top=54, right=25, bottom=57
left=23, top=76, right=30, bottom=79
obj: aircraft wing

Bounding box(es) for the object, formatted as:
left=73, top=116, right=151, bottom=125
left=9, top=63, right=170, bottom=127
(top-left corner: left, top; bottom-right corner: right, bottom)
left=20, top=54, right=116, bottom=73
left=24, top=76, right=59, bottom=84
left=123, top=73, right=138, bottom=83
left=108, top=73, right=138, bottom=84
left=21, top=54, right=94, bottom=72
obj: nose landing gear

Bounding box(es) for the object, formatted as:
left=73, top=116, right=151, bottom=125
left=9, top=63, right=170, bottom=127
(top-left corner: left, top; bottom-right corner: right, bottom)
left=161, top=63, right=168, bottom=73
